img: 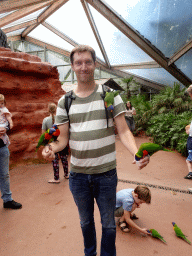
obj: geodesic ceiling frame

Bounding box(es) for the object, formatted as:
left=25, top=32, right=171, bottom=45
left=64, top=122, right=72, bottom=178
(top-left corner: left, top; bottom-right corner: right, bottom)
left=1, top=0, right=192, bottom=89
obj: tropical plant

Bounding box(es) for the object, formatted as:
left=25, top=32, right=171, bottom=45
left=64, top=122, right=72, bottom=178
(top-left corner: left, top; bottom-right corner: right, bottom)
left=129, top=82, right=192, bottom=156
left=120, top=76, right=140, bottom=102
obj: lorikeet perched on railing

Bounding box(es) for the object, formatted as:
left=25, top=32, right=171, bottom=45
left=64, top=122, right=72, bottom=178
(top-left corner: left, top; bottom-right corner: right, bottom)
left=147, top=229, right=167, bottom=243
left=36, top=124, right=60, bottom=152
left=104, top=91, right=119, bottom=111
left=172, top=222, right=191, bottom=244
left=135, top=142, right=173, bottom=161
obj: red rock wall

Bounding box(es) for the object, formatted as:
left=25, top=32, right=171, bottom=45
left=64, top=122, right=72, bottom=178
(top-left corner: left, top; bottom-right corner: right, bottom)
left=0, top=47, right=65, bottom=163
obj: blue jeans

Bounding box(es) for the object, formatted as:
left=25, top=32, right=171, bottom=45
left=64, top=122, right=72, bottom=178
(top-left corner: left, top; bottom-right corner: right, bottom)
left=0, top=146, right=12, bottom=203
left=69, top=169, right=117, bottom=256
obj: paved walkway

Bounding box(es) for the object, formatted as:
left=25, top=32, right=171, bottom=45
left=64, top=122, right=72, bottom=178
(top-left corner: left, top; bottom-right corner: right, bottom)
left=0, top=136, right=192, bottom=256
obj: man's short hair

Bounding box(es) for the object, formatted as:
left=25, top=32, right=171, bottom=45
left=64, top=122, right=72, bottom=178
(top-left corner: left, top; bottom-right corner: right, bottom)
left=70, top=45, right=96, bottom=64
left=186, top=84, right=192, bottom=94
left=134, top=185, right=151, bottom=204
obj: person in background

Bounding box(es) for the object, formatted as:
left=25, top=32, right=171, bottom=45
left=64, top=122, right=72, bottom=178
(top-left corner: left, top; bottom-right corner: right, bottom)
left=42, top=103, right=69, bottom=183
left=0, top=94, right=22, bottom=209
left=184, top=124, right=192, bottom=179
left=125, top=101, right=136, bottom=133
left=185, top=85, right=192, bottom=192
left=42, top=45, right=150, bottom=256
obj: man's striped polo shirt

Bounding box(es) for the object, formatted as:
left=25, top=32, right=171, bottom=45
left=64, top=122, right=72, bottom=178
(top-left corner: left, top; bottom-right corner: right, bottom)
left=55, top=84, right=126, bottom=174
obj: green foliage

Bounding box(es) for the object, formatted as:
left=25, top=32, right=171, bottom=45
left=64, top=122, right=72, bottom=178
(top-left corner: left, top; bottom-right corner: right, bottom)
left=120, top=76, right=140, bottom=102
left=130, top=83, right=192, bottom=156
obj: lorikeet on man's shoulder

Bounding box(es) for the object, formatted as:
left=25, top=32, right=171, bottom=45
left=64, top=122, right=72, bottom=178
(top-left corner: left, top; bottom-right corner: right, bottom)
left=104, top=91, right=119, bottom=112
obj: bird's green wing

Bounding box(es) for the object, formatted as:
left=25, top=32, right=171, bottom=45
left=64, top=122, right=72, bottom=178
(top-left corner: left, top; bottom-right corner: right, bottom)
left=183, top=236, right=191, bottom=244
left=174, top=226, right=191, bottom=244
left=36, top=133, right=45, bottom=149
left=152, top=229, right=167, bottom=243
left=174, top=226, right=184, bottom=237
left=139, top=143, right=163, bottom=155
left=104, top=92, right=114, bottom=107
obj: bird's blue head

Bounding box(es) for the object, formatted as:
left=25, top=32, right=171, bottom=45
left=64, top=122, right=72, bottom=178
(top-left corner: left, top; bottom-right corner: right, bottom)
left=49, top=128, right=56, bottom=135
left=52, top=124, right=58, bottom=129
left=107, top=105, right=114, bottom=111
left=172, top=222, right=175, bottom=226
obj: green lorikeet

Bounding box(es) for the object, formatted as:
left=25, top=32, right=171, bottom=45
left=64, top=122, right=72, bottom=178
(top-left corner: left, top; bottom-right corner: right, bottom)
left=36, top=125, right=60, bottom=152
left=104, top=91, right=119, bottom=111
left=135, top=142, right=172, bottom=161
left=147, top=229, right=167, bottom=243
left=172, top=222, right=191, bottom=244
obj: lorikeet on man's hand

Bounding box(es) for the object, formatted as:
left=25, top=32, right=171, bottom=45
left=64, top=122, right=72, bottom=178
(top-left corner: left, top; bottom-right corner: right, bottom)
left=36, top=125, right=60, bottom=152
left=104, top=91, right=119, bottom=111
left=147, top=229, right=167, bottom=243
left=135, top=142, right=172, bottom=161
left=172, top=222, right=191, bottom=244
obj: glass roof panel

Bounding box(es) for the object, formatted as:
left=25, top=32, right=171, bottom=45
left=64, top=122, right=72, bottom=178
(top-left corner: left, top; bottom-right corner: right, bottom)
left=0, top=11, right=15, bottom=19
left=126, top=68, right=181, bottom=87
left=29, top=24, right=74, bottom=51
left=2, top=0, right=191, bottom=88
left=45, top=0, right=104, bottom=61
left=175, top=49, right=192, bottom=80
left=90, top=4, right=153, bottom=65
left=2, top=18, right=36, bottom=30
left=105, top=0, right=192, bottom=58
left=6, top=28, right=26, bottom=37
left=6, top=7, right=47, bottom=27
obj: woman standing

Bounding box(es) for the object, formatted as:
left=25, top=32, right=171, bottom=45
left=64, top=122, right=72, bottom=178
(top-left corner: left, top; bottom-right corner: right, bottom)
left=125, top=101, right=136, bottom=133
left=42, top=103, right=69, bottom=183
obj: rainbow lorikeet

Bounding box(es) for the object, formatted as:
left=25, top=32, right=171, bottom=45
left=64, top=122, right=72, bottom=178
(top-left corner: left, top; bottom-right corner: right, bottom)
left=172, top=222, right=191, bottom=244
left=135, top=142, right=172, bottom=161
left=104, top=91, right=119, bottom=111
left=147, top=229, right=167, bottom=243
left=36, top=125, right=60, bottom=152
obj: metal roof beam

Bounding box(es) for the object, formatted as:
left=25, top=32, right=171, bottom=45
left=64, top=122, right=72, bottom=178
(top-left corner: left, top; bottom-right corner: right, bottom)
left=85, top=0, right=192, bottom=86
left=0, top=0, right=56, bottom=14
left=2, top=19, right=37, bottom=34
left=112, top=61, right=161, bottom=70
left=168, top=39, right=192, bottom=66
left=21, top=0, right=70, bottom=37
left=42, top=21, right=78, bottom=47
left=81, top=0, right=111, bottom=68
left=0, top=1, right=53, bottom=28
left=103, top=67, right=165, bottom=91
left=25, top=35, right=71, bottom=56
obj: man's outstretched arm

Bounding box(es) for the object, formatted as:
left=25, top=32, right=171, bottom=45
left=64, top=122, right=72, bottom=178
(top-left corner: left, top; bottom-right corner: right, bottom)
left=114, top=113, right=149, bottom=169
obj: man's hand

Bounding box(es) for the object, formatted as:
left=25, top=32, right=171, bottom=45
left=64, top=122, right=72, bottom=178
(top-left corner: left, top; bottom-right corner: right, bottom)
left=132, top=155, right=150, bottom=170
left=0, top=127, right=6, bottom=135
left=42, top=144, right=55, bottom=160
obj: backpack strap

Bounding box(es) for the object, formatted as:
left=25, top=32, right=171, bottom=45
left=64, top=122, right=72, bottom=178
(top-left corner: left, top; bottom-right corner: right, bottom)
left=64, top=90, right=76, bottom=123
left=65, top=86, right=110, bottom=128
left=101, top=85, right=111, bottom=128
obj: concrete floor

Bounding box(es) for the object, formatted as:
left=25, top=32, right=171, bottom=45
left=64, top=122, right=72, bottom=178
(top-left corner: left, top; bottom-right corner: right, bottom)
left=0, top=136, right=192, bottom=256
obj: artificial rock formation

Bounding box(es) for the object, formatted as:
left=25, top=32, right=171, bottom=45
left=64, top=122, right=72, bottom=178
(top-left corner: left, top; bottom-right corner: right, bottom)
left=0, top=47, right=64, bottom=163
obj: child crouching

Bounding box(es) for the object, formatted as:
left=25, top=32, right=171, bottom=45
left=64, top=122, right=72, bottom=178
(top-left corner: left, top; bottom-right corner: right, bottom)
left=115, top=185, right=151, bottom=235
